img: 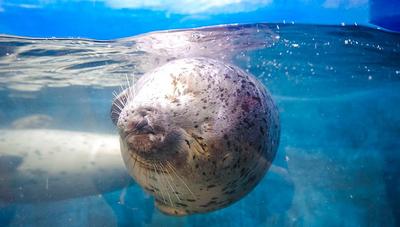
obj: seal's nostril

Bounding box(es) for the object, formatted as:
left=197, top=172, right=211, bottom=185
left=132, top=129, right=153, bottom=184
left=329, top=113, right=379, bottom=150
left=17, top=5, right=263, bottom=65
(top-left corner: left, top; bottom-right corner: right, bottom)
left=135, top=118, right=148, bottom=131
left=125, top=118, right=154, bottom=135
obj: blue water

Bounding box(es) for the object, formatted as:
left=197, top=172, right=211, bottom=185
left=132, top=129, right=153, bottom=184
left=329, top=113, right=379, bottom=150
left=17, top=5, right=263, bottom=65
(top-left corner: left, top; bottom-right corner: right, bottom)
left=0, top=24, right=400, bottom=226
left=0, top=0, right=370, bottom=39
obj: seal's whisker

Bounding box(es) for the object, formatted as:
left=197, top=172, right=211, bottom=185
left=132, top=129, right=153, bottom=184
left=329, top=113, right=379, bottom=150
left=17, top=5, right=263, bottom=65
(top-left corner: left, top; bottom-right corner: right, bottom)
left=113, top=101, right=124, bottom=111
left=131, top=73, right=136, bottom=97
left=156, top=162, right=174, bottom=207
left=132, top=154, right=138, bottom=170
left=111, top=109, right=122, bottom=116
left=246, top=156, right=264, bottom=184
left=118, top=77, right=130, bottom=101
left=125, top=73, right=137, bottom=101
left=159, top=162, right=181, bottom=201
left=166, top=161, right=196, bottom=200
left=246, top=162, right=258, bottom=177
left=119, top=78, right=127, bottom=91
left=144, top=169, right=149, bottom=189
left=112, top=105, right=121, bottom=113
left=129, top=74, right=136, bottom=100
left=119, top=84, right=126, bottom=95
left=125, top=73, right=131, bottom=90
left=153, top=163, right=167, bottom=205
left=160, top=162, right=182, bottom=202
left=112, top=91, right=119, bottom=99
left=142, top=165, right=150, bottom=194
left=111, top=90, right=125, bottom=112
left=167, top=163, right=181, bottom=201
left=157, top=165, right=173, bottom=208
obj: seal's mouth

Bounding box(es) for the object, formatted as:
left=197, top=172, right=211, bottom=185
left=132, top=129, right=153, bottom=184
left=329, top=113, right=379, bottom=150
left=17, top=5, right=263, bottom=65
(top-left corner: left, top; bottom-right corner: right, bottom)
left=121, top=117, right=167, bottom=159
left=124, top=130, right=161, bottom=151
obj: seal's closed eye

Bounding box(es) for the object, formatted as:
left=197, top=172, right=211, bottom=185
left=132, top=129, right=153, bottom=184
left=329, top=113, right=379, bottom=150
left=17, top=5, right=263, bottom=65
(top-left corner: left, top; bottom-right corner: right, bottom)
left=111, top=88, right=130, bottom=125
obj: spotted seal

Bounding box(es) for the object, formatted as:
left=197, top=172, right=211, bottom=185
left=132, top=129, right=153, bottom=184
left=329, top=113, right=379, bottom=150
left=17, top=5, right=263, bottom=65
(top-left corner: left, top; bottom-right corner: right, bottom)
left=111, top=57, right=280, bottom=215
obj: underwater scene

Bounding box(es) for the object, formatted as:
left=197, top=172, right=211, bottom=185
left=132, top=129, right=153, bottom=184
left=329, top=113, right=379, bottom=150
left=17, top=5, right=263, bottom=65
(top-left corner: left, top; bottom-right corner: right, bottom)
left=0, top=23, right=399, bottom=226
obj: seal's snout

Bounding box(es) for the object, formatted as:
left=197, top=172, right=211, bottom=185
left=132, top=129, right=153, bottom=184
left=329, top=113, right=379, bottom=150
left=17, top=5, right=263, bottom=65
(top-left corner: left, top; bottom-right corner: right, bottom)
left=119, top=107, right=157, bottom=135
left=118, top=106, right=168, bottom=158
left=126, top=118, right=154, bottom=135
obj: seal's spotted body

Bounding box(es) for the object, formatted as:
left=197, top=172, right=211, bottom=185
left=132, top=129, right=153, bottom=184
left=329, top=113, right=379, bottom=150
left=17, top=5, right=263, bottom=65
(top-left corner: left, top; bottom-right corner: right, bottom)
left=112, top=57, right=280, bottom=215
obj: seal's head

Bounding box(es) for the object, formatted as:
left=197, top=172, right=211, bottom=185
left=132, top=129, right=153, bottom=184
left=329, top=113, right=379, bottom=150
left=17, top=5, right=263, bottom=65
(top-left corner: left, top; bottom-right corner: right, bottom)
left=111, top=57, right=280, bottom=216
left=116, top=105, right=182, bottom=164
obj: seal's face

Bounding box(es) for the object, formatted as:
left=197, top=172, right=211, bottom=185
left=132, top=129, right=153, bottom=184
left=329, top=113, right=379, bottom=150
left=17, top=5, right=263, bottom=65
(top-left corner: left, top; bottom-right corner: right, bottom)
left=118, top=106, right=168, bottom=160
left=114, top=100, right=190, bottom=171
left=111, top=58, right=280, bottom=216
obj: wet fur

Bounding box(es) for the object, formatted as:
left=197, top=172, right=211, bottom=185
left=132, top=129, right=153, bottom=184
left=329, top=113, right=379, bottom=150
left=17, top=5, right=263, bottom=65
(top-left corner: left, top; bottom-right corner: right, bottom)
left=112, top=57, right=280, bottom=215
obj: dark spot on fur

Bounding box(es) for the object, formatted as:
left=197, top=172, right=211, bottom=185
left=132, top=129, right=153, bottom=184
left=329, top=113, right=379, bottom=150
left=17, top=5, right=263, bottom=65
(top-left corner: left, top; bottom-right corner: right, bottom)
left=176, top=202, right=188, bottom=207
left=242, top=102, right=250, bottom=112
left=240, top=168, right=246, bottom=177
left=225, top=190, right=236, bottom=195
left=207, top=184, right=216, bottom=189
left=200, top=201, right=217, bottom=208
left=185, top=140, right=190, bottom=148
left=144, top=187, right=155, bottom=192
left=246, top=175, right=257, bottom=184
left=153, top=187, right=160, bottom=192
left=243, top=118, right=255, bottom=128
left=252, top=96, right=261, bottom=104
left=248, top=81, right=256, bottom=87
